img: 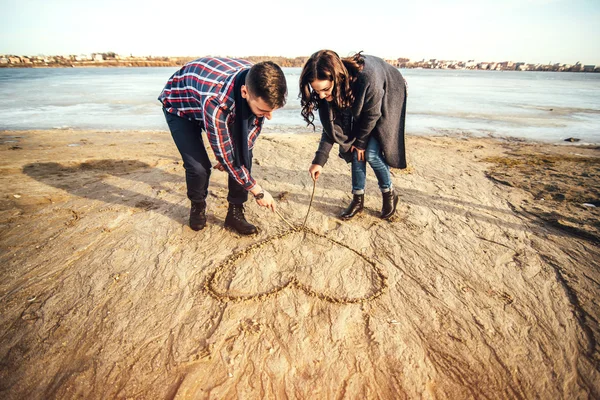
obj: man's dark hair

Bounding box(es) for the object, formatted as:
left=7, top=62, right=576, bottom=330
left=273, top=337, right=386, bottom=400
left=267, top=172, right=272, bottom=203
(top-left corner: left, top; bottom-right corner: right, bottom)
left=246, top=61, right=287, bottom=109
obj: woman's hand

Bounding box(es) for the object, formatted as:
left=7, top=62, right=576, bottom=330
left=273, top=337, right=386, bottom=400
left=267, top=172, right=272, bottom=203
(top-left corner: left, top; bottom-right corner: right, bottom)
left=213, top=162, right=225, bottom=171
left=351, top=146, right=365, bottom=161
left=309, top=164, right=323, bottom=181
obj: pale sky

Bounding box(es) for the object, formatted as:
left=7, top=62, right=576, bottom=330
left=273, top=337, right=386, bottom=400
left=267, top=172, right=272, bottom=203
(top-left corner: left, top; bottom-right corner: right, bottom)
left=1, top=0, right=599, bottom=64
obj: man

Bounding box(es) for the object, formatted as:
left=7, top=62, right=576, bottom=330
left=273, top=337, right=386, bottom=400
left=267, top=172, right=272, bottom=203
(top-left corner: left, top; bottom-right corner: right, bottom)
left=159, top=57, right=287, bottom=235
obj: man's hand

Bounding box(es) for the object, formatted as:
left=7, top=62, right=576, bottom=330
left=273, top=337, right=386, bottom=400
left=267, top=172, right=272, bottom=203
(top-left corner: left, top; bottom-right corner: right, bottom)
left=256, top=190, right=276, bottom=212
left=213, top=162, right=225, bottom=171
left=251, top=185, right=276, bottom=212
left=351, top=146, right=365, bottom=161
left=309, top=164, right=323, bottom=181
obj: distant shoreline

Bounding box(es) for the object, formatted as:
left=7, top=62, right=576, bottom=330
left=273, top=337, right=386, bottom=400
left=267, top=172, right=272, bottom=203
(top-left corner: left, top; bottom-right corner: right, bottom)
left=1, top=56, right=598, bottom=72
left=0, top=60, right=183, bottom=69
left=2, top=63, right=599, bottom=73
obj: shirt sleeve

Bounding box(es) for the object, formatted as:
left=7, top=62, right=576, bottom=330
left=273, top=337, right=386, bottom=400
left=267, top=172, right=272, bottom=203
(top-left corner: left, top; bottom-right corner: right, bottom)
left=203, top=97, right=257, bottom=191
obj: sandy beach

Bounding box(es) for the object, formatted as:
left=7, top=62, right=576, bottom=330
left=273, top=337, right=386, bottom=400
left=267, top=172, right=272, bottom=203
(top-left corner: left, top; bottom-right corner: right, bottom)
left=0, top=129, right=599, bottom=399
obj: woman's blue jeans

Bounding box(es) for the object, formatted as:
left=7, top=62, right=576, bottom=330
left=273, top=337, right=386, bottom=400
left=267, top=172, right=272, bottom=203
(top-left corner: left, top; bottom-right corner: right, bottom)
left=351, top=136, right=392, bottom=194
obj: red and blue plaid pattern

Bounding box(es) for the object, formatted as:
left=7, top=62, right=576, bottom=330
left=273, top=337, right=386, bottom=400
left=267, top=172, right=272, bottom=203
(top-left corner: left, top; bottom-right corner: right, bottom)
left=159, top=57, right=262, bottom=190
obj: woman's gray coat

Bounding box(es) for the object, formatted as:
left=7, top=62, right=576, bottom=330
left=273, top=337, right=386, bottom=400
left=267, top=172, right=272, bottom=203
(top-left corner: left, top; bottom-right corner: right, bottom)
left=312, top=55, right=407, bottom=169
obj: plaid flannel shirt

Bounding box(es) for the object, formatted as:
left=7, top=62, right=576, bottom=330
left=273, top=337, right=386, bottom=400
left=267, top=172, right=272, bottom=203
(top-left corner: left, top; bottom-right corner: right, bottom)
left=158, top=57, right=262, bottom=191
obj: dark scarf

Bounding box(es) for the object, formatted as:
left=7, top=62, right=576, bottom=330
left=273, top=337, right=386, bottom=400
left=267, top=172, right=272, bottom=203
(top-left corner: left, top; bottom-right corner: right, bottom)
left=232, top=68, right=252, bottom=168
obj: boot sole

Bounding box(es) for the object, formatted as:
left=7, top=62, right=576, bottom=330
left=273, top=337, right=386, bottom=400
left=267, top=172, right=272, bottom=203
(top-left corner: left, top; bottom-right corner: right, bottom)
left=339, top=207, right=364, bottom=220
left=224, top=223, right=258, bottom=236
left=339, top=212, right=363, bottom=221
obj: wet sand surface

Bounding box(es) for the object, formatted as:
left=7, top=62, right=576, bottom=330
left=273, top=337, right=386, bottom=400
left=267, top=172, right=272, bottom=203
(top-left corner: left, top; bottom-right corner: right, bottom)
left=1, top=130, right=598, bottom=399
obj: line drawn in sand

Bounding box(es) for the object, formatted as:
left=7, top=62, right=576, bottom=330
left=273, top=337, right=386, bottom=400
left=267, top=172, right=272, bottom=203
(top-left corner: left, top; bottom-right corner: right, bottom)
left=204, top=181, right=389, bottom=304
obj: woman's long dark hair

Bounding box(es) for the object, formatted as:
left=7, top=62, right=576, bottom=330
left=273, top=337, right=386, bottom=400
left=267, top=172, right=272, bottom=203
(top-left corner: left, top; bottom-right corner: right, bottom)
left=299, top=50, right=364, bottom=129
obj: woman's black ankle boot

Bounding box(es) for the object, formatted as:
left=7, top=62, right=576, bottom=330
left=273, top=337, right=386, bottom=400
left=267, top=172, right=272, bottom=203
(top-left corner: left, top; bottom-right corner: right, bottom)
left=380, top=189, right=398, bottom=219
left=339, top=194, right=364, bottom=220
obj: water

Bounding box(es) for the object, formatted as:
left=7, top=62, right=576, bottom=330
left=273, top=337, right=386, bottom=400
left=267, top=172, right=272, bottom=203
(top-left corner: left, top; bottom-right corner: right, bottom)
left=401, top=69, right=600, bottom=143
left=0, top=67, right=599, bottom=144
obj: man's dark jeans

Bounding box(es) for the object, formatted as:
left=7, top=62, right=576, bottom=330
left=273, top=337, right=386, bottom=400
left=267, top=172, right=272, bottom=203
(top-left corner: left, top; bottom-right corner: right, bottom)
left=163, top=109, right=250, bottom=205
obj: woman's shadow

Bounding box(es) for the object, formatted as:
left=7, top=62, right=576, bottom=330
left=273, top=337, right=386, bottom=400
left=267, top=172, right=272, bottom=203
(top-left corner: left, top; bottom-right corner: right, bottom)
left=22, top=159, right=226, bottom=226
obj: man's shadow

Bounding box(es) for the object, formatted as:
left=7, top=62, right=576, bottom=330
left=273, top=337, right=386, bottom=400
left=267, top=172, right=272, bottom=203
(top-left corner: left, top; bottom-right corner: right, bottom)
left=22, top=159, right=581, bottom=242
left=22, top=159, right=226, bottom=226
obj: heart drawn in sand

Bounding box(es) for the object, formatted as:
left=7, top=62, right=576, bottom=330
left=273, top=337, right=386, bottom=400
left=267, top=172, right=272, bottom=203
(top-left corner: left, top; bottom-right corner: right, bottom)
left=204, top=226, right=388, bottom=304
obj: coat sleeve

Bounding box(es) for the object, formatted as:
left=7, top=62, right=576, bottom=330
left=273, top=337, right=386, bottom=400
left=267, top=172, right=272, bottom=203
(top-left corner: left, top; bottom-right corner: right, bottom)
left=311, top=130, right=334, bottom=166
left=351, top=82, right=384, bottom=149
left=311, top=105, right=335, bottom=165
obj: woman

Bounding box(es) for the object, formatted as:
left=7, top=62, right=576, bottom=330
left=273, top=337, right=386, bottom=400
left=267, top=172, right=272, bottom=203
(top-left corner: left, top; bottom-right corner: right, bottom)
left=300, top=50, right=407, bottom=220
